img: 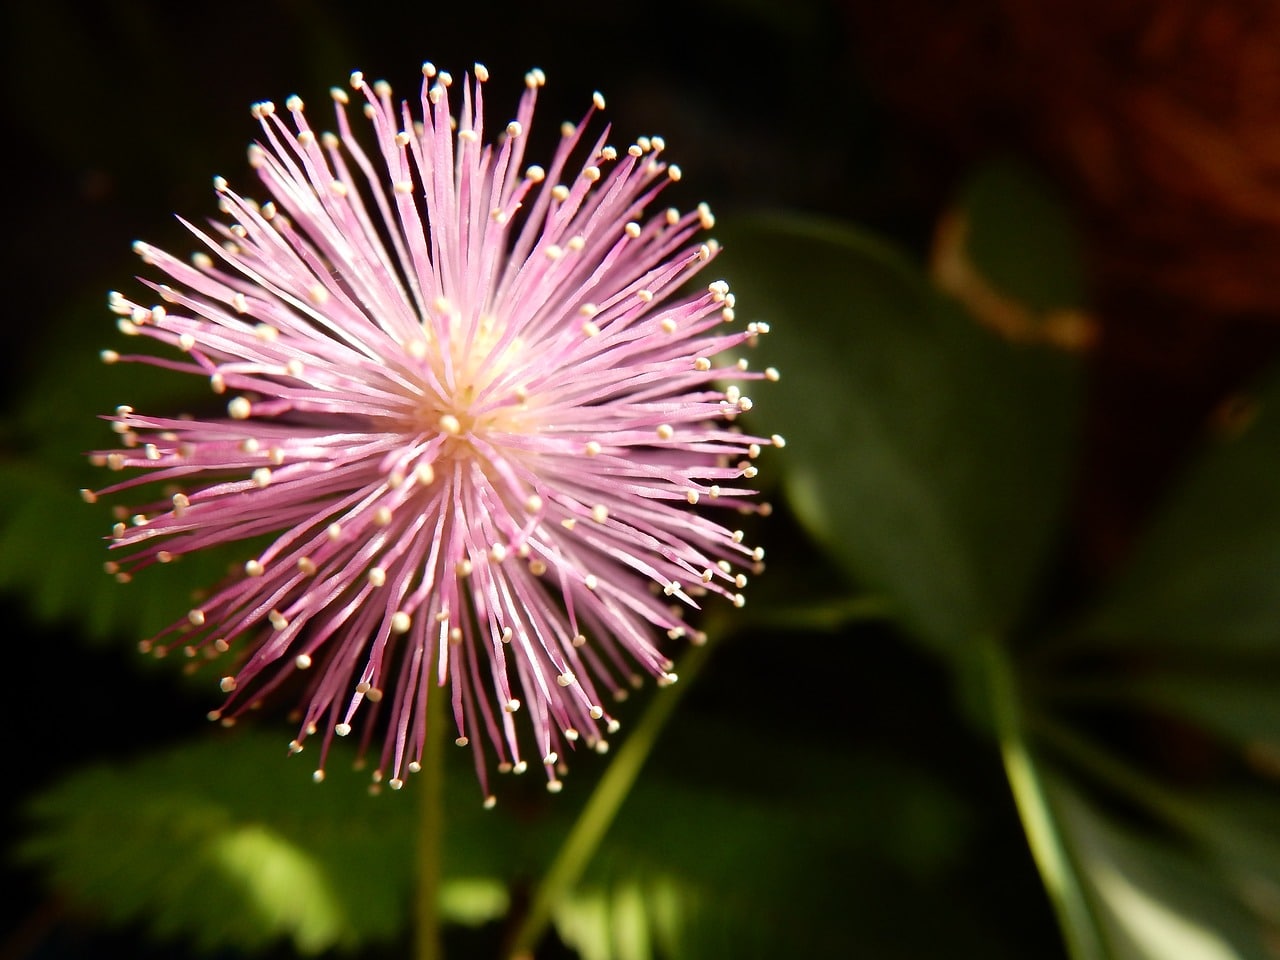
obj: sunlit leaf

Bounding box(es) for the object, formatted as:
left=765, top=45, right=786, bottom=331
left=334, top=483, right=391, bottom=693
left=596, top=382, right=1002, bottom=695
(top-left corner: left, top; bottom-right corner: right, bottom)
left=554, top=876, right=680, bottom=960
left=439, top=877, right=511, bottom=927
left=1044, top=771, right=1274, bottom=960
left=983, top=638, right=1110, bottom=960
left=19, top=729, right=548, bottom=954
left=21, top=732, right=415, bottom=953
left=23, top=715, right=988, bottom=959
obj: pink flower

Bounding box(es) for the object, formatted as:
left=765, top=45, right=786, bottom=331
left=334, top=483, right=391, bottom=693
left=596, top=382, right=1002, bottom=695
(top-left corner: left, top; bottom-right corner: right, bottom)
left=89, top=63, right=778, bottom=802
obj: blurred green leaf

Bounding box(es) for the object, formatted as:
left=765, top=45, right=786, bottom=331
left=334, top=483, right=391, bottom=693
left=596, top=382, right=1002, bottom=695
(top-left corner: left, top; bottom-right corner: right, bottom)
left=1046, top=356, right=1280, bottom=859
left=1085, top=363, right=1280, bottom=652
left=1044, top=772, right=1275, bottom=960
left=0, top=463, right=247, bottom=642
left=954, top=158, right=1086, bottom=313
left=720, top=211, right=1080, bottom=647
left=983, top=636, right=1110, bottom=960
left=6, top=295, right=217, bottom=468
left=553, top=723, right=988, bottom=960
left=553, top=875, right=684, bottom=960
left=1188, top=791, right=1280, bottom=908
left=20, top=728, right=568, bottom=953
left=1053, top=671, right=1280, bottom=753
left=24, top=716, right=988, bottom=958
left=0, top=303, right=247, bottom=642
left=22, top=732, right=417, bottom=953
left=1026, top=351, right=1280, bottom=960
left=1029, top=716, right=1280, bottom=955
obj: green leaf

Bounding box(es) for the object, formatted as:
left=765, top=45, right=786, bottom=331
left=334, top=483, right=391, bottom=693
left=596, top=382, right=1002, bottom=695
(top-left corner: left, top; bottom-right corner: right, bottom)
left=720, top=212, right=1079, bottom=647
left=20, top=729, right=555, bottom=954
left=552, top=731, right=982, bottom=960
left=954, top=157, right=1086, bottom=313
left=552, top=875, right=686, bottom=960
left=1029, top=716, right=1280, bottom=955
left=1058, top=671, right=1280, bottom=753
left=1086, top=363, right=1280, bottom=652
left=22, top=732, right=415, bottom=953
left=0, top=462, right=249, bottom=642
left=23, top=716, right=984, bottom=958
left=1043, top=772, right=1275, bottom=960
left=0, top=297, right=245, bottom=642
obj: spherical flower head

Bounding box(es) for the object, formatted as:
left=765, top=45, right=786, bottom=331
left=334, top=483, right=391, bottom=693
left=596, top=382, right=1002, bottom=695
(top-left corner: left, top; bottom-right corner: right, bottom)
left=90, top=63, right=779, bottom=801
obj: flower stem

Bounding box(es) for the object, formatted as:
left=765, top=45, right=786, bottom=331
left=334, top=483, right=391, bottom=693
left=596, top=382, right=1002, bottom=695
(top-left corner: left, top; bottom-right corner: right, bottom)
left=415, top=681, right=447, bottom=960
left=505, top=634, right=718, bottom=959
left=981, top=634, right=1105, bottom=960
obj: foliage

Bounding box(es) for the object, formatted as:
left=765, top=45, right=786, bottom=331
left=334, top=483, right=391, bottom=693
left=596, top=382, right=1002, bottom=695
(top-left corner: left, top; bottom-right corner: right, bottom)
left=6, top=27, right=1280, bottom=958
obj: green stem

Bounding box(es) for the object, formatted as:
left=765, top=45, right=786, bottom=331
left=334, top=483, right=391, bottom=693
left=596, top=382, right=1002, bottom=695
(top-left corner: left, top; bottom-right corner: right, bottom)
left=415, top=680, right=447, bottom=960
left=982, top=635, right=1106, bottom=960
left=505, top=634, right=718, bottom=960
